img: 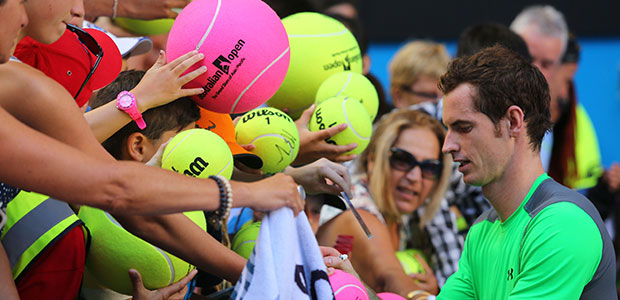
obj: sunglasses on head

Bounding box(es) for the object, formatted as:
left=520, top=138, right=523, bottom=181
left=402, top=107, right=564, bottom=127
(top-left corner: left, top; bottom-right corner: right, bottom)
left=389, top=147, right=442, bottom=180
left=66, top=24, right=103, bottom=99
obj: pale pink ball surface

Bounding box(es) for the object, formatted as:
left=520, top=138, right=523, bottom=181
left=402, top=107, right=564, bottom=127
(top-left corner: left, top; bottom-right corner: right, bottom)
left=166, top=0, right=290, bottom=114
left=377, top=292, right=408, bottom=300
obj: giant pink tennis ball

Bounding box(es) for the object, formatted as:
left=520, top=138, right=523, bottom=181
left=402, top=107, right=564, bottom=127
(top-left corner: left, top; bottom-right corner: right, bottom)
left=166, top=0, right=290, bottom=114
left=329, top=269, right=369, bottom=300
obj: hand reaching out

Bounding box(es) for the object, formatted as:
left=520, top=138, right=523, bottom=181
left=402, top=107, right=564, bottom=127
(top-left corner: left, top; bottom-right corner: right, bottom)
left=293, top=104, right=357, bottom=166
left=131, top=50, right=206, bottom=113
left=240, top=173, right=305, bottom=216
left=129, top=268, right=196, bottom=300
left=408, top=254, right=439, bottom=295
left=284, top=158, right=352, bottom=198
left=320, top=246, right=359, bottom=278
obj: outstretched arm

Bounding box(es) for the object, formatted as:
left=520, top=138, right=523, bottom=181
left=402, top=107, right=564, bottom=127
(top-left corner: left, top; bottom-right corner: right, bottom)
left=0, top=106, right=303, bottom=216
left=84, top=50, right=206, bottom=143
left=84, top=0, right=190, bottom=20
left=116, top=213, right=246, bottom=283
left=0, top=244, right=19, bottom=300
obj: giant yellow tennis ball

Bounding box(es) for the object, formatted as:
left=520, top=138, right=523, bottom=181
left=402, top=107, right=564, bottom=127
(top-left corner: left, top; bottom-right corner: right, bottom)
left=235, top=107, right=300, bottom=174
left=309, top=96, right=372, bottom=155
left=161, top=128, right=233, bottom=180
left=231, top=221, right=261, bottom=259
left=114, top=18, right=174, bottom=36
left=316, top=71, right=379, bottom=121
left=395, top=249, right=427, bottom=275
left=267, top=12, right=363, bottom=119
left=79, top=207, right=206, bottom=295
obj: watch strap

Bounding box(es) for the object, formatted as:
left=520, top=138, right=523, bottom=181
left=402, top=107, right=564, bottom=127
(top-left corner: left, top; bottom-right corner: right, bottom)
left=116, top=91, right=147, bottom=129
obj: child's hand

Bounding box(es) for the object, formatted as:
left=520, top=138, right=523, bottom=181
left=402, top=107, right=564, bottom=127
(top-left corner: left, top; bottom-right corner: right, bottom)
left=131, top=50, right=206, bottom=113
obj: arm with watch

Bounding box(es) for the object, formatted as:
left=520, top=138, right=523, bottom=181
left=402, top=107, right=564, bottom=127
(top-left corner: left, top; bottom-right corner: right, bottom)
left=0, top=49, right=305, bottom=285
left=84, top=50, right=206, bottom=143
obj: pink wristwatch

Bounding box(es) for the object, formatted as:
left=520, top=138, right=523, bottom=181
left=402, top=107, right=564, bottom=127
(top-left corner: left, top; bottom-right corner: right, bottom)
left=116, top=91, right=146, bottom=129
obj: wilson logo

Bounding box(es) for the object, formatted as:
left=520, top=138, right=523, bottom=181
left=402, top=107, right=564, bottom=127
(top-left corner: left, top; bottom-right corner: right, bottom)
left=171, top=157, right=209, bottom=177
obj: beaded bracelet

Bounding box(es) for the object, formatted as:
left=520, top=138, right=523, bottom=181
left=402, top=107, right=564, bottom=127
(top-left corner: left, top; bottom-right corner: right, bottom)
left=209, top=175, right=232, bottom=220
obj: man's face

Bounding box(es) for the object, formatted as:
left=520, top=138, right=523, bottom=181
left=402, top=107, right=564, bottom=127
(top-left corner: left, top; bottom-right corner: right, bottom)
left=519, top=25, right=564, bottom=84
left=0, top=0, right=28, bottom=63
left=442, top=83, right=512, bottom=186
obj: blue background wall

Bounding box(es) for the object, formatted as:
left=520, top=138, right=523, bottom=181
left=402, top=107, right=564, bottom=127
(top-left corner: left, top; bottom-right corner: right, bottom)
left=368, top=40, right=620, bottom=168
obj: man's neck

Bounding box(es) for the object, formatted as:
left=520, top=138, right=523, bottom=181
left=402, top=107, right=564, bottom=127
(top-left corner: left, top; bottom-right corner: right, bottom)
left=482, top=150, right=545, bottom=222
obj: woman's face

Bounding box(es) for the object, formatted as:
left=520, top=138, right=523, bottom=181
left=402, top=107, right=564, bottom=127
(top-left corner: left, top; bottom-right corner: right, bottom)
left=393, top=75, right=442, bottom=108
left=383, top=127, right=441, bottom=215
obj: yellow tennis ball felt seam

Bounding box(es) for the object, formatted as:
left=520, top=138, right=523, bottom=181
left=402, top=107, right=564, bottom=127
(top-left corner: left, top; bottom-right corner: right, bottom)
left=309, top=95, right=372, bottom=155
left=161, top=129, right=200, bottom=165
left=79, top=207, right=205, bottom=295
left=266, top=12, right=362, bottom=119
left=341, top=97, right=370, bottom=141
left=333, top=72, right=353, bottom=96
left=288, top=28, right=350, bottom=38
left=316, top=71, right=379, bottom=120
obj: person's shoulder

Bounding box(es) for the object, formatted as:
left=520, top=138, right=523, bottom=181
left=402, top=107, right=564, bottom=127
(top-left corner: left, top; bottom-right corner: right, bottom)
left=0, top=61, right=64, bottom=96
left=469, top=207, right=499, bottom=228
left=526, top=179, right=602, bottom=222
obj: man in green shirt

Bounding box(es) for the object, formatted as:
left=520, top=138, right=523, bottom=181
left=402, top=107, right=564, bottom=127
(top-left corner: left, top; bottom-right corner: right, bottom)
left=437, top=46, right=616, bottom=299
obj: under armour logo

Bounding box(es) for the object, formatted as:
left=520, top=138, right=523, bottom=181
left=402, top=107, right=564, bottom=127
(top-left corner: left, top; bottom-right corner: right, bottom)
left=507, top=268, right=514, bottom=280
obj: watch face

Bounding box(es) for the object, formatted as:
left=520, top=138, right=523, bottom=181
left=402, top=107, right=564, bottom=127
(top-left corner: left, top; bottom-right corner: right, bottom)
left=118, top=95, right=133, bottom=109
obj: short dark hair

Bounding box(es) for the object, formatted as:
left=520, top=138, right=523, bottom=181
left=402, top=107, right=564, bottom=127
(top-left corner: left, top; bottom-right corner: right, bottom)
left=91, top=70, right=201, bottom=159
left=439, top=45, right=552, bottom=151
left=457, top=23, right=531, bottom=61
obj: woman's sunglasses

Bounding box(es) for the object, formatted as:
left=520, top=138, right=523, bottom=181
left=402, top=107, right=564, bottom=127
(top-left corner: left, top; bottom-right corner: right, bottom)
left=66, top=24, right=103, bottom=99
left=389, top=148, right=442, bottom=180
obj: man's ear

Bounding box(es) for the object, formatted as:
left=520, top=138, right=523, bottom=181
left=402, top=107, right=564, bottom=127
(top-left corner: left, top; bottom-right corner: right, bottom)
left=505, top=105, right=525, bottom=137
left=125, top=132, right=152, bottom=162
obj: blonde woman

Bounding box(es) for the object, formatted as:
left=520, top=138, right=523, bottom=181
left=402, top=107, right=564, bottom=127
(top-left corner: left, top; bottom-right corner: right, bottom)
left=389, top=41, right=450, bottom=108
left=317, top=109, right=451, bottom=297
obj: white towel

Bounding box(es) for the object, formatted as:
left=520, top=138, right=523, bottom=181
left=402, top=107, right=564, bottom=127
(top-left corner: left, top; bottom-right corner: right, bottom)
left=232, top=208, right=334, bottom=300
